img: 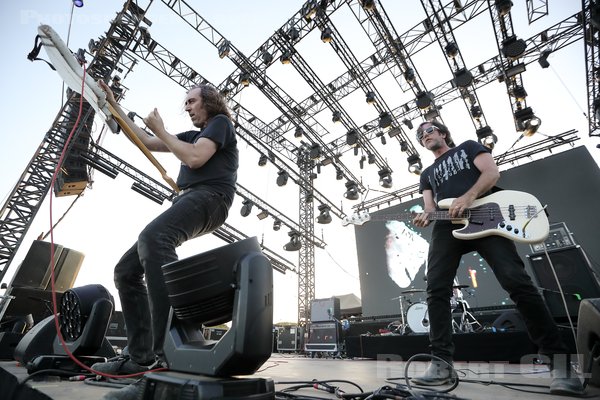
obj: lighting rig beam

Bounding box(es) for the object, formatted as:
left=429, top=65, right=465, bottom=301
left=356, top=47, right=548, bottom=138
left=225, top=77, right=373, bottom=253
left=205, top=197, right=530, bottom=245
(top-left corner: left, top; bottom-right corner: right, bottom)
left=583, top=0, right=600, bottom=137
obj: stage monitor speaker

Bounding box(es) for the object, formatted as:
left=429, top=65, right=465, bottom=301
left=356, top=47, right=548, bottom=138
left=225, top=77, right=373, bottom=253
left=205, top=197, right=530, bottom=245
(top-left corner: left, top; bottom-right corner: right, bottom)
left=304, top=322, right=340, bottom=353
left=526, top=245, right=600, bottom=319
left=310, top=297, right=340, bottom=322
left=8, top=240, right=64, bottom=289
left=47, top=248, right=84, bottom=292
left=492, top=310, right=527, bottom=332
left=576, top=298, right=600, bottom=387
left=1, top=287, right=61, bottom=324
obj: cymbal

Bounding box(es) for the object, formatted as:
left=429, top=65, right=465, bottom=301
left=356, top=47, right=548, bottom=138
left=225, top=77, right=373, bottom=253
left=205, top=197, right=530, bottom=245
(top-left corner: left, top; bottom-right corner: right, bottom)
left=453, top=284, right=470, bottom=289
left=401, top=288, right=425, bottom=294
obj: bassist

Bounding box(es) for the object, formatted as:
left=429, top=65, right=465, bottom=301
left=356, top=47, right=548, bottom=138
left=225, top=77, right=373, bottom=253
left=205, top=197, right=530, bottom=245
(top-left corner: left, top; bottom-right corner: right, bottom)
left=410, top=121, right=583, bottom=395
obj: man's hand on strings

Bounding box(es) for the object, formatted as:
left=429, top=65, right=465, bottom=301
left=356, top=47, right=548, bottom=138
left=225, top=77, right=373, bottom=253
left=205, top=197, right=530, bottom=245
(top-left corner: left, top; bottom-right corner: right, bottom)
left=97, top=80, right=117, bottom=104
left=413, top=211, right=431, bottom=227
left=143, top=108, right=167, bottom=137
left=448, top=192, right=476, bottom=218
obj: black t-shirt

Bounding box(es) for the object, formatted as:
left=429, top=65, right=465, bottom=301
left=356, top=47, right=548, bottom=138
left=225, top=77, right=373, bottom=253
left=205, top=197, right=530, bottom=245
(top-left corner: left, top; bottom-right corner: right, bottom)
left=175, top=114, right=238, bottom=206
left=419, top=140, right=490, bottom=206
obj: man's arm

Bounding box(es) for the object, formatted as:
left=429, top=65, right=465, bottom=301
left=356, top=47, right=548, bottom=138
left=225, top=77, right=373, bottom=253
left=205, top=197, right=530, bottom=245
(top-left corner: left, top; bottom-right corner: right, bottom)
left=143, top=109, right=218, bottom=169
left=98, top=80, right=169, bottom=152
left=448, top=152, right=500, bottom=217
left=413, top=189, right=436, bottom=227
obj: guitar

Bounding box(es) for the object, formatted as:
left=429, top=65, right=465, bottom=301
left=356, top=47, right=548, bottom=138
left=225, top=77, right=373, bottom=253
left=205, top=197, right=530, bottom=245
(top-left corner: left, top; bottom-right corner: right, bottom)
left=342, top=190, right=549, bottom=244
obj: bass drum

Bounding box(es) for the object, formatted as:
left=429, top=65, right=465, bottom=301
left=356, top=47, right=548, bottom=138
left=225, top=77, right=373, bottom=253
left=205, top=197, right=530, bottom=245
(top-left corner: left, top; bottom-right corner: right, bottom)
left=406, top=302, right=430, bottom=333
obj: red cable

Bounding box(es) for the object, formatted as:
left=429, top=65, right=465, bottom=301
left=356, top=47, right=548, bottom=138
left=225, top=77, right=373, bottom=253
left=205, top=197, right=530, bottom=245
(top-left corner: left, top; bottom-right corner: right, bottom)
left=45, top=61, right=165, bottom=380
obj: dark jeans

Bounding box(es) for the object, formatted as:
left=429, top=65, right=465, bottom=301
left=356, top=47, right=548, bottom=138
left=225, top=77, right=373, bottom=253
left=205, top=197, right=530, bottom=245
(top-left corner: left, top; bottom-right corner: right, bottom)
left=114, top=187, right=230, bottom=364
left=426, top=221, right=568, bottom=363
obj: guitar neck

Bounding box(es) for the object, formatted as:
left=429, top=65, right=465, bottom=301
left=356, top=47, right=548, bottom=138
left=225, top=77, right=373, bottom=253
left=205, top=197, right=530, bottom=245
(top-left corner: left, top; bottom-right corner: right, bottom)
left=368, top=210, right=467, bottom=222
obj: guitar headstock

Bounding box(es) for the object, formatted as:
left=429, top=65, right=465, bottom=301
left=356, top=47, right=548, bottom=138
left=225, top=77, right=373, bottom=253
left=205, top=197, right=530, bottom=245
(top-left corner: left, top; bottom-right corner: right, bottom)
left=341, top=210, right=371, bottom=226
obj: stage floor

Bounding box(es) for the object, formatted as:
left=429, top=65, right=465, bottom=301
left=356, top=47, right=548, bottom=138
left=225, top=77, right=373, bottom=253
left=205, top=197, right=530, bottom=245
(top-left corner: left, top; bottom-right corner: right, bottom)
left=2, top=353, right=598, bottom=400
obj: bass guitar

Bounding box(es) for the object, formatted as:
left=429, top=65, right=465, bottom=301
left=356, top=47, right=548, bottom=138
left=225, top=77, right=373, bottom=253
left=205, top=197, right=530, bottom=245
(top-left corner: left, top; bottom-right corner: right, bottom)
left=342, top=190, right=549, bottom=244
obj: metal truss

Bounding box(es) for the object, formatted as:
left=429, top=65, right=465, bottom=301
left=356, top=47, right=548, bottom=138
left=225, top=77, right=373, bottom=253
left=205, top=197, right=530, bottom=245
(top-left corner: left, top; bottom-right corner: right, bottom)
left=526, top=0, right=549, bottom=25
left=583, top=0, right=600, bottom=137
left=297, top=151, right=315, bottom=326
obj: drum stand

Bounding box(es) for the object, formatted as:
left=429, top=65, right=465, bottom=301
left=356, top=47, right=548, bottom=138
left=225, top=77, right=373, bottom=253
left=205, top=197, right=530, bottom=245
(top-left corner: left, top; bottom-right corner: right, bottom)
left=390, top=296, right=408, bottom=335
left=452, top=299, right=481, bottom=333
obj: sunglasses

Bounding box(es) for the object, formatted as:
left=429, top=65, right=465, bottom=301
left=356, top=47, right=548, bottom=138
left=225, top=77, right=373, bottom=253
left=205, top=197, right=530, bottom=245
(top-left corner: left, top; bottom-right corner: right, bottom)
left=416, top=125, right=437, bottom=141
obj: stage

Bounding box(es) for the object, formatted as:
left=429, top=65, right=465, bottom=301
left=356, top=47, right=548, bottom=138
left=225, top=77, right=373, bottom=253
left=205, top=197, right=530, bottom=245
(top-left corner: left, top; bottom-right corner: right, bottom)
left=1, top=353, right=598, bottom=400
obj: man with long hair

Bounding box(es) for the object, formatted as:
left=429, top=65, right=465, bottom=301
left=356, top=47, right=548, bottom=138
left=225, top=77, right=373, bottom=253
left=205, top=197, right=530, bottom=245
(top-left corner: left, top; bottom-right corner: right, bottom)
left=93, top=81, right=238, bottom=398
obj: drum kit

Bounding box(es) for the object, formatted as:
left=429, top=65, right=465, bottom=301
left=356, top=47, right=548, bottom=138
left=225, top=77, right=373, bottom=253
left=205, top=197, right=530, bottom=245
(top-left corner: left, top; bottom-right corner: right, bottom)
left=390, top=283, right=481, bottom=335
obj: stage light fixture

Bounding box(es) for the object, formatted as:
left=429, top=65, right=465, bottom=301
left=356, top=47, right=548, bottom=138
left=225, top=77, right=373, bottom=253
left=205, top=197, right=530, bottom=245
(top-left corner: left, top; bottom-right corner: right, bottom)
left=400, top=141, right=408, bottom=152
left=261, top=51, right=273, bottom=65
left=80, top=154, right=118, bottom=179
left=309, top=144, right=321, bottom=160
left=359, top=156, right=366, bottom=169
left=503, top=63, right=526, bottom=79
left=416, top=91, right=434, bottom=109
left=367, top=153, right=376, bottom=164
left=407, top=154, right=422, bottom=175
left=378, top=112, right=392, bottom=129
left=321, top=27, right=333, bottom=43
left=361, top=0, right=375, bottom=10
left=240, top=199, right=253, bottom=217
left=365, top=91, right=376, bottom=104
left=445, top=42, right=459, bottom=58
left=523, top=116, right=541, bottom=137
left=131, top=182, right=164, bottom=205
left=344, top=181, right=359, bottom=201
left=404, top=68, right=415, bottom=83
left=470, top=105, right=482, bottom=119
left=284, top=231, right=302, bottom=251
left=495, top=0, right=513, bottom=16
left=258, top=154, right=268, bottom=166
left=276, top=170, right=289, bottom=187
left=239, top=72, right=251, bottom=87
left=402, top=118, right=413, bottom=130
left=378, top=168, right=393, bottom=189
left=511, top=85, right=527, bottom=101
left=476, top=126, right=497, bottom=150
left=72, top=0, right=84, bottom=7
left=317, top=204, right=332, bottom=224
left=280, top=51, right=292, bottom=64
left=346, top=129, right=359, bottom=147
left=256, top=210, right=269, bottom=220
left=453, top=68, right=473, bottom=88
left=332, top=110, right=342, bottom=123
left=294, top=126, right=304, bottom=139
left=218, top=40, right=231, bottom=58
left=502, top=36, right=527, bottom=60
left=138, top=26, right=152, bottom=46
left=272, top=219, right=281, bottom=231
left=335, top=168, right=344, bottom=180
left=376, top=131, right=387, bottom=145
left=538, top=49, right=551, bottom=68
left=287, top=27, right=300, bottom=41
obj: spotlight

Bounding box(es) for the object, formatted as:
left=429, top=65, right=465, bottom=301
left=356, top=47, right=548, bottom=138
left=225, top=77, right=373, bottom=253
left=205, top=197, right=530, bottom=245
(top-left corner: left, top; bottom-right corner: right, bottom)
left=402, top=119, right=413, bottom=130
left=453, top=68, right=473, bottom=87
left=400, top=141, right=408, bottom=152
left=470, top=105, right=482, bottom=119
left=365, top=91, right=376, bottom=104
left=378, top=168, right=393, bottom=189
left=72, top=0, right=84, bottom=7
left=344, top=181, right=359, bottom=201
left=317, top=204, right=332, bottom=224
left=445, top=42, right=459, bottom=58
left=218, top=40, right=231, bottom=58
left=256, top=210, right=269, bottom=220
left=321, top=27, right=333, bottom=43
left=523, top=116, right=541, bottom=137
left=501, top=36, right=527, bottom=60
left=346, top=129, right=359, bottom=147
left=476, top=126, right=497, bottom=149
left=284, top=231, right=302, bottom=251
left=258, top=154, right=268, bottom=166
left=261, top=51, right=273, bottom=64
left=240, top=199, right=253, bottom=217
left=360, top=0, right=375, bottom=10
left=416, top=91, right=434, bottom=109
left=287, top=27, right=300, bottom=42
left=510, top=85, right=527, bottom=101
left=407, top=154, right=422, bottom=175
left=309, top=144, right=321, bottom=160
left=280, top=51, right=292, bottom=64
left=538, top=49, right=551, bottom=69
left=276, top=170, right=289, bottom=187
left=273, top=219, right=281, bottom=231
left=495, top=0, right=513, bottom=16
left=335, top=168, right=344, bottom=180
left=332, top=111, right=342, bottom=123
left=404, top=68, right=415, bottom=83
left=294, top=126, right=304, bottom=139
left=378, top=112, right=392, bottom=129
left=239, top=72, right=251, bottom=87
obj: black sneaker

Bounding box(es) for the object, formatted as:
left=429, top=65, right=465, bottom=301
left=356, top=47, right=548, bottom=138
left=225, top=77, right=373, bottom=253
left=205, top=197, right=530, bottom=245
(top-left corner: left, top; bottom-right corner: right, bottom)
left=411, top=360, right=455, bottom=386
left=102, top=378, right=146, bottom=400
left=91, top=355, right=152, bottom=375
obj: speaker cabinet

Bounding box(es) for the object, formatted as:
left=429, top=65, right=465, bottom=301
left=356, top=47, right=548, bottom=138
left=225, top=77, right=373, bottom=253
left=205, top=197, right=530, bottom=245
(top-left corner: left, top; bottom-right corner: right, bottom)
left=304, top=322, right=340, bottom=353
left=577, top=298, right=600, bottom=386
left=526, top=246, right=600, bottom=319
left=9, top=241, right=64, bottom=289
left=276, top=325, right=304, bottom=352
left=310, top=297, right=340, bottom=322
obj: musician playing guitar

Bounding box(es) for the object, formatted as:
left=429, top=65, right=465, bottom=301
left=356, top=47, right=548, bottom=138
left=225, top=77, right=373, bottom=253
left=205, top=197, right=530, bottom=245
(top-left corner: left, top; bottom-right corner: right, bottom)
left=410, top=121, right=583, bottom=395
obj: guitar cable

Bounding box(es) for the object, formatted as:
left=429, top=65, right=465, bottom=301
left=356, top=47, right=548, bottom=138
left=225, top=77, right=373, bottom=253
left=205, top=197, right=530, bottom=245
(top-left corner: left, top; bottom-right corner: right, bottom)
left=521, top=204, right=548, bottom=239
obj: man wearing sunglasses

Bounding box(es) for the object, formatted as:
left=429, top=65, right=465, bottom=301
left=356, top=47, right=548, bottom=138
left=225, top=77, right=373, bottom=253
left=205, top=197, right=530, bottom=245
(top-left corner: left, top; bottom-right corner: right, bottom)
left=410, top=121, right=583, bottom=395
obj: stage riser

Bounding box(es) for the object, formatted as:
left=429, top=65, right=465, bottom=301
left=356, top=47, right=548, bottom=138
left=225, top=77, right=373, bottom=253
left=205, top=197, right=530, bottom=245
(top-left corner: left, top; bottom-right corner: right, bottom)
left=345, top=330, right=576, bottom=363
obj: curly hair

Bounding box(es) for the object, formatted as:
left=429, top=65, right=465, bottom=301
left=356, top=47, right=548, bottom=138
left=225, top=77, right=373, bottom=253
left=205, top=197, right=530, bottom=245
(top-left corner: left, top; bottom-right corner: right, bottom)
left=188, top=84, right=232, bottom=121
left=416, top=120, right=455, bottom=148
